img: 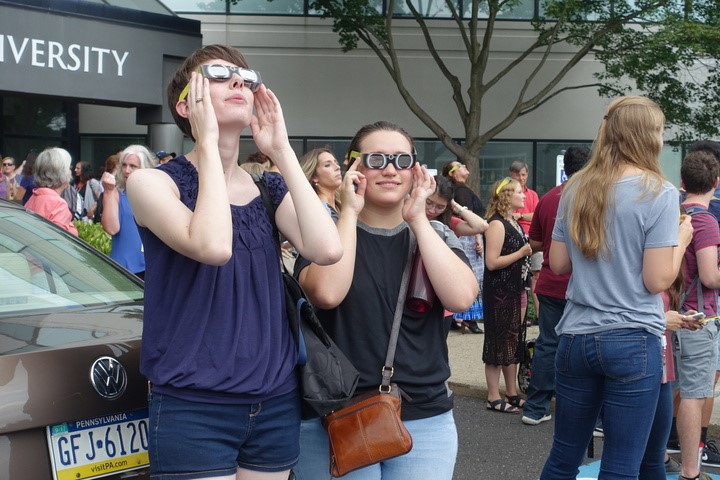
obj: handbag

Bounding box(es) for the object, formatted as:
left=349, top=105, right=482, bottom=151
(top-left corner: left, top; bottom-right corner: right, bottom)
left=254, top=174, right=360, bottom=416
left=321, top=234, right=417, bottom=477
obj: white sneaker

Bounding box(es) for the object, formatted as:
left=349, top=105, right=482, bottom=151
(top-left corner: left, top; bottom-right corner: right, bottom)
left=522, top=414, right=551, bottom=425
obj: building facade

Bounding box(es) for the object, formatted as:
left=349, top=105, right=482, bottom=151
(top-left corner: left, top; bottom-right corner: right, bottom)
left=0, top=0, right=683, bottom=199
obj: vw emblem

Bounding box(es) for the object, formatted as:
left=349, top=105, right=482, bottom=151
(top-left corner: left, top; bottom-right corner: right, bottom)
left=90, top=356, right=128, bottom=400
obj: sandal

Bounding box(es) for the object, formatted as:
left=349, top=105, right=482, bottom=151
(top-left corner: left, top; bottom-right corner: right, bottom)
left=486, top=398, right=519, bottom=414
left=505, top=395, right=525, bottom=409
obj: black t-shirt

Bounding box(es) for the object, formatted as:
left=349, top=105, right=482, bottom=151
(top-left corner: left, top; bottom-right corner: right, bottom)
left=452, top=183, right=484, bottom=216
left=295, top=222, right=469, bottom=420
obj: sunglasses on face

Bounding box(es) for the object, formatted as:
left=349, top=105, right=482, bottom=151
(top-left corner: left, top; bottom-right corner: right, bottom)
left=2, top=163, right=13, bottom=167
left=348, top=151, right=417, bottom=170
left=178, top=64, right=263, bottom=101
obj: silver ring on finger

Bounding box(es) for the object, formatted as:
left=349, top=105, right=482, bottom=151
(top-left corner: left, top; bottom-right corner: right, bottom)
left=195, top=98, right=203, bottom=103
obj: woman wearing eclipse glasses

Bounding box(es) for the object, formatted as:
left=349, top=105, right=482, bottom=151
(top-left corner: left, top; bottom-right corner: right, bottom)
left=293, top=121, right=478, bottom=480
left=126, top=45, right=342, bottom=480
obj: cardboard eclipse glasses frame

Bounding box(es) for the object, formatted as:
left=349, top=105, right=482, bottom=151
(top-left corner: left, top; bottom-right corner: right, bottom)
left=179, top=64, right=263, bottom=102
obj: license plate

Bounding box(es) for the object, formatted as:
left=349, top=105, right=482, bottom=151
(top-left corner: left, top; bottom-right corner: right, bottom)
left=46, top=409, right=149, bottom=480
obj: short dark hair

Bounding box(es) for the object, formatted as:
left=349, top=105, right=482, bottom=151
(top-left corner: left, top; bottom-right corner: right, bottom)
left=509, top=160, right=528, bottom=174
left=681, top=150, right=719, bottom=195
left=563, top=145, right=591, bottom=178
left=688, top=140, right=720, bottom=163
left=167, top=45, right=250, bottom=141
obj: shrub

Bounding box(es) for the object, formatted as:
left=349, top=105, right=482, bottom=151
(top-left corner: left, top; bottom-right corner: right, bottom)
left=73, top=221, right=111, bottom=255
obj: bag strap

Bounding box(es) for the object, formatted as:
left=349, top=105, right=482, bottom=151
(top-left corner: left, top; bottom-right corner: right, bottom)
left=252, top=173, right=289, bottom=271
left=381, top=232, right=417, bottom=390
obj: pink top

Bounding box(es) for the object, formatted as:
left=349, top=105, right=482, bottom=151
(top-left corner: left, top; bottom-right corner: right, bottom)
left=660, top=291, right=675, bottom=383
left=26, top=187, right=78, bottom=236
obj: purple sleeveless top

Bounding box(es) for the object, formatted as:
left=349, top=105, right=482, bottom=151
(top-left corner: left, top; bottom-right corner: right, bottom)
left=139, top=157, right=297, bottom=403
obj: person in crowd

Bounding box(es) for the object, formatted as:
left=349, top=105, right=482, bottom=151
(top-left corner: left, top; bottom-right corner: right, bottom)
left=155, top=150, right=176, bottom=164
left=101, top=145, right=154, bottom=278
left=1, top=156, right=22, bottom=200
left=93, top=153, right=120, bottom=224
left=673, top=150, right=720, bottom=480
left=293, top=121, right=477, bottom=480
left=25, top=147, right=77, bottom=235
left=521, top=145, right=590, bottom=426
left=15, top=150, right=38, bottom=205
left=239, top=161, right=266, bottom=176
left=428, top=175, right=489, bottom=333
left=539, top=96, right=682, bottom=479
left=482, top=177, right=533, bottom=413
left=246, top=150, right=279, bottom=173
left=442, top=160, right=486, bottom=333
left=640, top=217, right=696, bottom=479
left=299, top=147, right=342, bottom=221
left=508, top=160, right=540, bottom=325
left=126, top=44, right=342, bottom=480
left=73, top=160, right=103, bottom=221
left=678, top=139, right=720, bottom=468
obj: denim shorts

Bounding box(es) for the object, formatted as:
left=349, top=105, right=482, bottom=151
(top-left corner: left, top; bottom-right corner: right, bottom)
left=148, top=389, right=301, bottom=479
left=673, top=320, right=719, bottom=398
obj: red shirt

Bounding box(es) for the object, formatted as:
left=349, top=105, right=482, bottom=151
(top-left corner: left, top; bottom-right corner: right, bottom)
left=528, top=184, right=568, bottom=299
left=681, top=202, right=720, bottom=315
left=515, top=185, right=539, bottom=234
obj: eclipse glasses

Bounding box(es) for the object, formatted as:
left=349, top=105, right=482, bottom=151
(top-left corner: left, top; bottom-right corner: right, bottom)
left=178, top=64, right=263, bottom=101
left=348, top=151, right=417, bottom=170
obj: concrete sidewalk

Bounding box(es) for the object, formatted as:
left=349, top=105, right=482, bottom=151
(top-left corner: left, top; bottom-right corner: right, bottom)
left=446, top=326, right=720, bottom=426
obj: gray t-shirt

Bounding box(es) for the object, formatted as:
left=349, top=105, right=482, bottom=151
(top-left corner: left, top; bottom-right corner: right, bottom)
left=552, top=175, right=679, bottom=337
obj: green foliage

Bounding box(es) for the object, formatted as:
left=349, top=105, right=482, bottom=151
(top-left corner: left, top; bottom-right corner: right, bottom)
left=73, top=221, right=112, bottom=255
left=257, top=0, right=720, bottom=185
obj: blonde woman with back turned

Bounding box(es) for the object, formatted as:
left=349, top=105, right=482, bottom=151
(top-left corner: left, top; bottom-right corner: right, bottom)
left=540, top=96, right=689, bottom=479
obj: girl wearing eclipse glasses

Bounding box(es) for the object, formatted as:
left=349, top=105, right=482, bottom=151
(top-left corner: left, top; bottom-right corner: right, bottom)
left=293, top=121, right=478, bottom=480
left=126, top=44, right=342, bottom=480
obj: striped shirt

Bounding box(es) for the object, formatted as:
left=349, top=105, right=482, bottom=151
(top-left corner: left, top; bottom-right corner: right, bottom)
left=682, top=202, right=720, bottom=315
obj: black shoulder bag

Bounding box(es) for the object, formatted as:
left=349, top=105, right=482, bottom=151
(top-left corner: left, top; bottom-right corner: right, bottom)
left=253, top=174, right=360, bottom=417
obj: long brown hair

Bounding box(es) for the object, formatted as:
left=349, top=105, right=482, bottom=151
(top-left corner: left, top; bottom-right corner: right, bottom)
left=562, top=96, right=666, bottom=260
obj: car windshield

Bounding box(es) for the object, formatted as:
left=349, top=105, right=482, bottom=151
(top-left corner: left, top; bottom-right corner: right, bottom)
left=0, top=204, right=143, bottom=316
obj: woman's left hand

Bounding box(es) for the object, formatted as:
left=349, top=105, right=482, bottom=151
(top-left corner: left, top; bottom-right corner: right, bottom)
left=403, top=164, right=435, bottom=224
left=250, top=85, right=290, bottom=159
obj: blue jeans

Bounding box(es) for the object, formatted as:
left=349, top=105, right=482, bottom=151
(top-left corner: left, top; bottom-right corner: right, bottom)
left=540, top=329, right=662, bottom=480
left=639, top=382, right=673, bottom=480
left=293, top=410, right=457, bottom=480
left=523, top=294, right=565, bottom=420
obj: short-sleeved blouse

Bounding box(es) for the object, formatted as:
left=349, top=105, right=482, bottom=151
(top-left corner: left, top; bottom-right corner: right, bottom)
left=139, top=157, right=297, bottom=404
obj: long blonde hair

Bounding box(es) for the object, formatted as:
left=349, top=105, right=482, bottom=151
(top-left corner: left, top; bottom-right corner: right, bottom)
left=563, top=96, right=666, bottom=260
left=486, top=177, right=520, bottom=219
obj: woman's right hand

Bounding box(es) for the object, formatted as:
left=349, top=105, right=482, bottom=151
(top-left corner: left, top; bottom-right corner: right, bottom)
left=520, top=242, right=533, bottom=257
left=101, top=172, right=116, bottom=192
left=186, top=72, right=219, bottom=147
left=678, top=215, right=693, bottom=250
left=339, top=161, right=365, bottom=216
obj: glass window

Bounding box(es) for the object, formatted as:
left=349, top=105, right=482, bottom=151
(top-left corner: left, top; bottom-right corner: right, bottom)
left=476, top=141, right=533, bottom=204
left=230, top=0, right=304, bottom=14
left=535, top=142, right=592, bottom=197
left=660, top=144, right=681, bottom=189
left=3, top=96, right=67, bottom=137
left=160, top=0, right=226, bottom=12
left=80, top=136, right=147, bottom=175
left=0, top=205, right=143, bottom=317
left=394, top=0, right=459, bottom=18
left=466, top=0, right=535, bottom=19
left=415, top=140, right=456, bottom=175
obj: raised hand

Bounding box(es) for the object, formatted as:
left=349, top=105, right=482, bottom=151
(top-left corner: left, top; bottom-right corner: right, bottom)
left=185, top=72, right=219, bottom=147
left=402, top=164, right=435, bottom=225
left=249, top=85, right=290, bottom=159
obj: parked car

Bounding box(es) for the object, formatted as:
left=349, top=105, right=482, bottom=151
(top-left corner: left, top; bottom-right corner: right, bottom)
left=0, top=200, right=147, bottom=480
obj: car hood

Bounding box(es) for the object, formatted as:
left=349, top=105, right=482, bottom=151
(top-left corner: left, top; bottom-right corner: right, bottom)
left=0, top=303, right=146, bottom=435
